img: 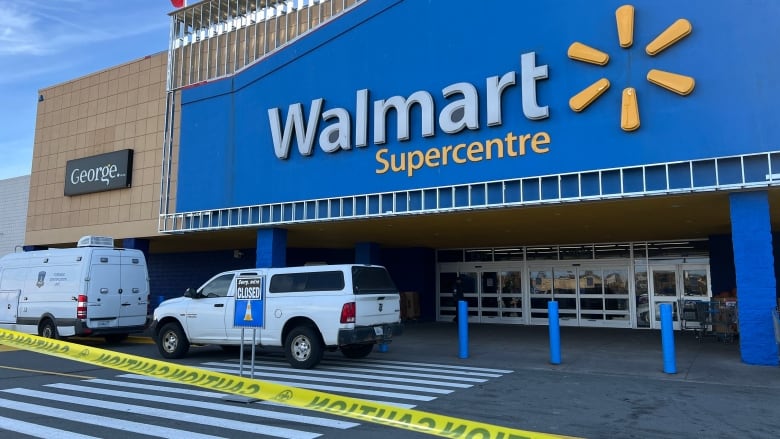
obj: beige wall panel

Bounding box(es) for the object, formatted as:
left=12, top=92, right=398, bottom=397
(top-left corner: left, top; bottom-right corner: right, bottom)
left=27, top=52, right=170, bottom=246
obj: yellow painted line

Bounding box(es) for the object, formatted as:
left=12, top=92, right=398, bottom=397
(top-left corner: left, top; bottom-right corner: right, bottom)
left=0, top=365, right=94, bottom=380
left=0, top=328, right=581, bottom=439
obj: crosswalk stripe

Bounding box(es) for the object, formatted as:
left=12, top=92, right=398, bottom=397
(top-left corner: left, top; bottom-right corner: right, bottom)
left=47, top=382, right=358, bottom=429
left=346, top=358, right=514, bottom=374
left=232, top=359, right=491, bottom=382
left=0, top=415, right=102, bottom=439
left=202, top=365, right=437, bottom=401
left=2, top=388, right=319, bottom=439
left=317, top=359, right=507, bottom=377
left=0, top=397, right=228, bottom=439
left=116, top=373, right=419, bottom=409
left=202, top=361, right=474, bottom=388
left=0, top=358, right=513, bottom=438
left=202, top=362, right=454, bottom=394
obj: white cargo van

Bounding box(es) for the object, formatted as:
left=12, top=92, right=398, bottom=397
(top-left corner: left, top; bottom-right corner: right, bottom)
left=0, top=236, right=150, bottom=342
left=152, top=264, right=403, bottom=368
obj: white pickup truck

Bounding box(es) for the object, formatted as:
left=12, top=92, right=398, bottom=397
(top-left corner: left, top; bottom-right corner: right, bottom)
left=151, top=264, right=403, bottom=368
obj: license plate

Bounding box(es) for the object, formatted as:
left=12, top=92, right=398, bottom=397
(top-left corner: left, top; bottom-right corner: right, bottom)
left=373, top=326, right=384, bottom=336
left=95, top=320, right=109, bottom=327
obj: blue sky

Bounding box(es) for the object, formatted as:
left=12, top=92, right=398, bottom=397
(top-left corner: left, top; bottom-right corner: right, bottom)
left=0, top=0, right=176, bottom=180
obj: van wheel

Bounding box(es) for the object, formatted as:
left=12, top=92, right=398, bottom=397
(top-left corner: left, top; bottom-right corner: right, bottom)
left=340, top=343, right=374, bottom=359
left=39, top=319, right=58, bottom=339
left=284, top=326, right=323, bottom=369
left=157, top=322, right=190, bottom=359
left=105, top=334, right=128, bottom=344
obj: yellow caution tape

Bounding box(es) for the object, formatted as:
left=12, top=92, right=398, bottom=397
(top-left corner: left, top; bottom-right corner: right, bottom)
left=0, top=328, right=580, bottom=439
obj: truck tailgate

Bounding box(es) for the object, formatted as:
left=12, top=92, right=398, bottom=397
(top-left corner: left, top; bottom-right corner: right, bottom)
left=355, top=294, right=400, bottom=324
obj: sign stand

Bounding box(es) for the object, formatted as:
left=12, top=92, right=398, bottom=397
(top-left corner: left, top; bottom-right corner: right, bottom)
left=222, top=275, right=264, bottom=404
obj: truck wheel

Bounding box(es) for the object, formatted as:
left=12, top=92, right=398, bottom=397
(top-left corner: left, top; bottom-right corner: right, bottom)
left=284, top=326, right=323, bottom=369
left=340, top=343, right=374, bottom=359
left=39, top=319, right=58, bottom=339
left=157, top=322, right=190, bottom=359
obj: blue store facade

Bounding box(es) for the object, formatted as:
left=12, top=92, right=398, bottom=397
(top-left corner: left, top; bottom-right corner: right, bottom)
left=51, top=1, right=780, bottom=365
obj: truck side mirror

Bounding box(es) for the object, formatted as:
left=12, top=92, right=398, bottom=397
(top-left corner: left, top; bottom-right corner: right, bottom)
left=184, top=288, right=196, bottom=298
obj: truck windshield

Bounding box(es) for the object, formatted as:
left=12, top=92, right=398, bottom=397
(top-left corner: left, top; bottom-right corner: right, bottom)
left=352, top=266, right=398, bottom=295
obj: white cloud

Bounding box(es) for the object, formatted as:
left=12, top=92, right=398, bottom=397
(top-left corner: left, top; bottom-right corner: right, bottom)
left=0, top=0, right=173, bottom=179
left=0, top=0, right=169, bottom=57
left=0, top=3, right=45, bottom=55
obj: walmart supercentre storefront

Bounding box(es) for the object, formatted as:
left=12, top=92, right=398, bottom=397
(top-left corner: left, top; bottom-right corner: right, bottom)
left=27, top=0, right=780, bottom=365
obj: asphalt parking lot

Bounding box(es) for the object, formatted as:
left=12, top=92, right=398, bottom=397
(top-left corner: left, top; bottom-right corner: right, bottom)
left=375, top=321, right=780, bottom=438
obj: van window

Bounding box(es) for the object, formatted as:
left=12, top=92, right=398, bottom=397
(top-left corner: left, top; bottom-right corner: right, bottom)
left=200, top=273, right=234, bottom=298
left=352, top=266, right=398, bottom=295
left=269, top=271, right=345, bottom=293
left=1, top=268, right=27, bottom=290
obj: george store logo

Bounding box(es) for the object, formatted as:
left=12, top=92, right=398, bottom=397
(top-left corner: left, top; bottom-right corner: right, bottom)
left=567, top=5, right=695, bottom=131
left=64, top=149, right=134, bottom=196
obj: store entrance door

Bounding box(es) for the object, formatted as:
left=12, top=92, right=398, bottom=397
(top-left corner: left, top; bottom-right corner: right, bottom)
left=529, top=264, right=632, bottom=327
left=478, top=269, right=525, bottom=323
left=649, top=266, right=680, bottom=329
left=647, top=264, right=712, bottom=330
left=437, top=265, right=526, bottom=323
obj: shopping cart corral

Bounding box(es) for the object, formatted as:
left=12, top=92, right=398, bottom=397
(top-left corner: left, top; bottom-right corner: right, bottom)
left=680, top=299, right=738, bottom=343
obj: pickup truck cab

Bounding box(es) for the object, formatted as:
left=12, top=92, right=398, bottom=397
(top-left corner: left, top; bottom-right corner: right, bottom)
left=151, top=264, right=403, bottom=368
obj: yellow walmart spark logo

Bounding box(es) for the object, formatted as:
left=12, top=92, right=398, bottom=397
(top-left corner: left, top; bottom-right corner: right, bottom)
left=568, top=5, right=695, bottom=131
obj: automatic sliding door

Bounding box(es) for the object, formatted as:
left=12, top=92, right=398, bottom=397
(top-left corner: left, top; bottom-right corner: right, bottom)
left=649, top=266, right=680, bottom=329
left=479, top=271, right=500, bottom=322
left=553, top=269, right=578, bottom=325
left=604, top=268, right=631, bottom=326
left=438, top=270, right=477, bottom=322
left=579, top=267, right=631, bottom=327
left=529, top=269, right=553, bottom=323
left=529, top=267, right=578, bottom=324
left=498, top=270, right=523, bottom=321
left=578, top=269, right=604, bottom=325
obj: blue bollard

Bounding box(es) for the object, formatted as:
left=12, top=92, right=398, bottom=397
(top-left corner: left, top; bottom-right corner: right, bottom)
left=548, top=300, right=561, bottom=365
left=458, top=300, right=469, bottom=359
left=378, top=342, right=389, bottom=353
left=660, top=303, right=677, bottom=374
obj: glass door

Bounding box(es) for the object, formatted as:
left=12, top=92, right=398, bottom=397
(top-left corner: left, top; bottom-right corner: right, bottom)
left=479, top=270, right=500, bottom=322
left=529, top=267, right=578, bottom=325
left=529, top=268, right=553, bottom=323
left=579, top=266, right=631, bottom=328
left=498, top=270, right=524, bottom=322
left=649, top=266, right=680, bottom=329
left=437, top=269, right=478, bottom=322
left=553, top=268, right=579, bottom=325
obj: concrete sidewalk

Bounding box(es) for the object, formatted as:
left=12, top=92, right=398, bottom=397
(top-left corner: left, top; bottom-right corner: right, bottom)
left=387, top=321, right=780, bottom=388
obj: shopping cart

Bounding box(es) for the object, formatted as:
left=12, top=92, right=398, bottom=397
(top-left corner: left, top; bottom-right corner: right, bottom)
left=711, top=299, right=738, bottom=343
left=680, top=299, right=714, bottom=341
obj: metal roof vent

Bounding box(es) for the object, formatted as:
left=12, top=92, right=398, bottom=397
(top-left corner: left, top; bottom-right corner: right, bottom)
left=77, top=236, right=115, bottom=248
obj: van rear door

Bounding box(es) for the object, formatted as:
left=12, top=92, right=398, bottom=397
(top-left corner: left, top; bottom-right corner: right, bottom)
left=118, top=251, right=149, bottom=327
left=0, top=290, right=20, bottom=324
left=351, top=266, right=401, bottom=325
left=86, top=249, right=123, bottom=329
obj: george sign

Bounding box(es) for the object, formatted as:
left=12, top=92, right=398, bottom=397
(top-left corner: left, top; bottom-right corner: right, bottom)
left=64, top=149, right=133, bottom=196
left=233, top=276, right=264, bottom=328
